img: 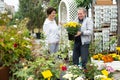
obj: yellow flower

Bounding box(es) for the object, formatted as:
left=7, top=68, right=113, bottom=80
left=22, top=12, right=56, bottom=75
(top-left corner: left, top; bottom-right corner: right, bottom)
left=98, top=53, right=103, bottom=58
left=101, top=69, right=109, bottom=77
left=41, top=70, right=53, bottom=78
left=116, top=47, right=120, bottom=51
left=60, top=64, right=64, bottom=69
left=118, top=56, right=120, bottom=60
left=92, top=55, right=98, bottom=59
left=63, top=24, right=67, bottom=28
left=73, top=24, right=76, bottom=27
left=63, top=22, right=80, bottom=28
left=110, top=53, right=117, bottom=58
left=101, top=78, right=112, bottom=80
left=63, top=21, right=81, bottom=35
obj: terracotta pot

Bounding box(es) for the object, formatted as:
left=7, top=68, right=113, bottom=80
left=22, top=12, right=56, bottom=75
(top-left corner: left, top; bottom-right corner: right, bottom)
left=0, top=66, right=9, bottom=80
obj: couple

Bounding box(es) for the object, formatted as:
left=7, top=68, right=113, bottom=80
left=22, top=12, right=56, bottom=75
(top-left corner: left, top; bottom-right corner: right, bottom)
left=43, top=7, right=93, bottom=70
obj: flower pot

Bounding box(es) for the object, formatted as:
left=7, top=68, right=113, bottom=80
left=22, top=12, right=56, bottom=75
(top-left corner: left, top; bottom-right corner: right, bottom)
left=68, top=33, right=74, bottom=40
left=36, top=33, right=41, bottom=39
left=0, top=66, right=9, bottom=80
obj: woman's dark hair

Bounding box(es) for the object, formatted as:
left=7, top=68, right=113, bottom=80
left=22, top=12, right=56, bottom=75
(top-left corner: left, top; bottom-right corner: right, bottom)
left=46, top=7, right=56, bottom=15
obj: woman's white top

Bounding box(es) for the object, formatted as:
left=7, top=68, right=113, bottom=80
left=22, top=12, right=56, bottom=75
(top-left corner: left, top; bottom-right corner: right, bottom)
left=43, top=18, right=60, bottom=44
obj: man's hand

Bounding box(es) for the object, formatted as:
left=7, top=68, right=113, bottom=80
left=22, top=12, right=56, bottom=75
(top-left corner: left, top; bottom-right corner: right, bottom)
left=75, top=31, right=82, bottom=37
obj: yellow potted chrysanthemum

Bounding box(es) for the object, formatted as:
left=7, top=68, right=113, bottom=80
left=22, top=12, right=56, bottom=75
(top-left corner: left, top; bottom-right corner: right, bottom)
left=63, top=21, right=81, bottom=40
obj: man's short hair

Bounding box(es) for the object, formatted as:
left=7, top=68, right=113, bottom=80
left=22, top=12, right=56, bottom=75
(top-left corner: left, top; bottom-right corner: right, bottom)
left=77, top=7, right=87, bottom=13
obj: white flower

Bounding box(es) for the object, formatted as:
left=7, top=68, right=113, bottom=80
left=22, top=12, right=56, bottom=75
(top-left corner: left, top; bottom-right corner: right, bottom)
left=26, top=45, right=32, bottom=49
left=1, top=11, right=7, bottom=14
left=16, top=19, right=18, bottom=21
left=7, top=15, right=12, bottom=19
left=27, top=76, right=34, bottom=80
left=97, top=64, right=105, bottom=70
left=23, top=66, right=28, bottom=70
left=63, top=73, right=73, bottom=79
left=75, top=76, right=84, bottom=80
left=10, top=37, right=14, bottom=40
left=24, top=37, right=30, bottom=41
left=94, top=75, right=107, bottom=80
left=0, top=31, right=3, bottom=35
left=90, top=63, right=94, bottom=66
left=22, top=63, right=25, bottom=66
left=18, top=31, right=22, bottom=34
left=73, top=75, right=78, bottom=78
left=13, top=25, right=17, bottom=28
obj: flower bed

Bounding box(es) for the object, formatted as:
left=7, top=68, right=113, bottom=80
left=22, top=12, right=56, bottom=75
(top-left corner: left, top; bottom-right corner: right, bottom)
left=62, top=63, right=115, bottom=80
left=92, top=53, right=120, bottom=62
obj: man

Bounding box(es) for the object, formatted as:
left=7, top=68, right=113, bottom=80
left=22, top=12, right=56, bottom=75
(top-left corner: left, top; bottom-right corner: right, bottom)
left=73, top=7, right=93, bottom=70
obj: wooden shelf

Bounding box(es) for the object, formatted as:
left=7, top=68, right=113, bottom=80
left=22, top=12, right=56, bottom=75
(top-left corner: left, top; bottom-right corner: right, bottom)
left=102, top=23, right=110, bottom=28
left=94, top=29, right=102, bottom=32
left=96, top=0, right=112, bottom=5
left=109, top=32, right=117, bottom=36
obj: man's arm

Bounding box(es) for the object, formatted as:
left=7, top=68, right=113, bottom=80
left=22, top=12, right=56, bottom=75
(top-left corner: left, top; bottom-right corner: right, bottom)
left=82, top=18, right=93, bottom=36
left=75, top=18, right=93, bottom=36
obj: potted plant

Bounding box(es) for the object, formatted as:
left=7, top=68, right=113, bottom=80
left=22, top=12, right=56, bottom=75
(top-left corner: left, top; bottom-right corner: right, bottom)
left=0, top=12, right=11, bottom=80
left=63, top=21, right=81, bottom=40
left=0, top=18, right=32, bottom=80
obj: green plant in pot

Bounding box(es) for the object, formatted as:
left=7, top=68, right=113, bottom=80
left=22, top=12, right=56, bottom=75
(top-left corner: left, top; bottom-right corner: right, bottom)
left=0, top=12, right=32, bottom=80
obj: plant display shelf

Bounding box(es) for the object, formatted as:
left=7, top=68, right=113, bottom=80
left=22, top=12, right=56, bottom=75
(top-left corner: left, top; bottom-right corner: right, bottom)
left=92, top=4, right=118, bottom=53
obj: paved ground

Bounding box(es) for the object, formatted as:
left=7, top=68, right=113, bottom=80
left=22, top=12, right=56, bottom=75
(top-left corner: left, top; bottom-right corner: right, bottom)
left=113, top=71, right=120, bottom=80
left=31, top=39, right=41, bottom=57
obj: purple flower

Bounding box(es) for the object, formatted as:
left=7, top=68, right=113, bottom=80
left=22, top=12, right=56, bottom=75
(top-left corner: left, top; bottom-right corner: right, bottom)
left=106, top=66, right=115, bottom=73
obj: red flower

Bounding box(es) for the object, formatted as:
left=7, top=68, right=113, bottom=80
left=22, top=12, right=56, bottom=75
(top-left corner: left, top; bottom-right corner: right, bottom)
left=14, top=43, right=17, bottom=48
left=61, top=66, right=67, bottom=71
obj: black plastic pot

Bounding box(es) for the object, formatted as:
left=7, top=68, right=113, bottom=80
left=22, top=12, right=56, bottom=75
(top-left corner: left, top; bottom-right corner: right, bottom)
left=68, top=33, right=74, bottom=40
left=36, top=32, right=41, bottom=39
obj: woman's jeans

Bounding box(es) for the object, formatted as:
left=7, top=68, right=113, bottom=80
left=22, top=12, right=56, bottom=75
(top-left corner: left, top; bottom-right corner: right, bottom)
left=49, top=43, right=59, bottom=53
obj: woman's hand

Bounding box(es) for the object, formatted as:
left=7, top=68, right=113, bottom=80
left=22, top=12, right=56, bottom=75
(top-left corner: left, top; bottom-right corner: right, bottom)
left=59, top=22, right=63, bottom=26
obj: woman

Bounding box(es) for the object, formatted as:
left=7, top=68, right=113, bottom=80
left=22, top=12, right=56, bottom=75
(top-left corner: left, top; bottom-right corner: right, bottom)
left=43, top=7, right=60, bottom=54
